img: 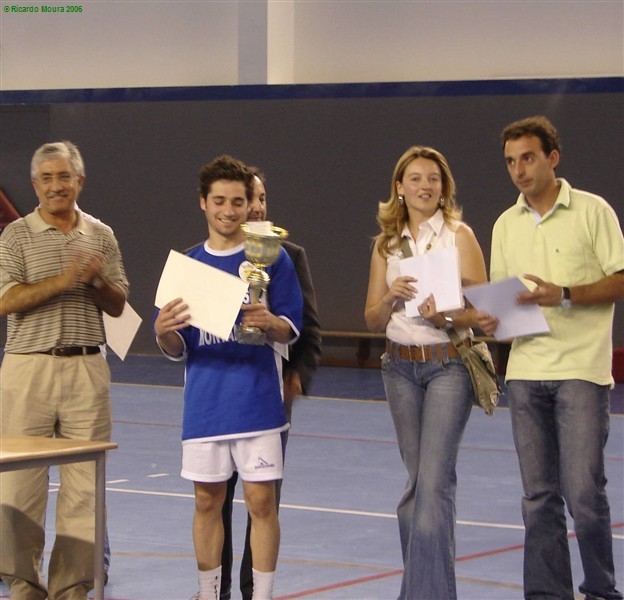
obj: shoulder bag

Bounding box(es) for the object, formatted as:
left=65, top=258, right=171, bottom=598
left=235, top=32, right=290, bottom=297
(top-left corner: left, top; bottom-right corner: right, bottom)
left=447, top=328, right=500, bottom=416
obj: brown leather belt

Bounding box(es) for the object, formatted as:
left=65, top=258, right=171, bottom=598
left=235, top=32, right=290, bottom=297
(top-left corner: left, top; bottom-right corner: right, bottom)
left=386, top=339, right=470, bottom=363
left=37, top=346, right=101, bottom=357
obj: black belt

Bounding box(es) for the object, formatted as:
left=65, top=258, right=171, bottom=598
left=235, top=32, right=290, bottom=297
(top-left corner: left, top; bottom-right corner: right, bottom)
left=37, top=346, right=101, bottom=357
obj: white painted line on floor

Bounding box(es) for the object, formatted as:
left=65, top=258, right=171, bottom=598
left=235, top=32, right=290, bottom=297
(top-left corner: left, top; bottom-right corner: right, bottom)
left=458, top=519, right=525, bottom=530
left=105, top=486, right=528, bottom=530
left=107, top=487, right=193, bottom=499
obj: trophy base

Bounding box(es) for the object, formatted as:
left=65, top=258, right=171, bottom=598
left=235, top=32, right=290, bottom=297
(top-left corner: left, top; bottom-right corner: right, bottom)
left=235, top=325, right=267, bottom=346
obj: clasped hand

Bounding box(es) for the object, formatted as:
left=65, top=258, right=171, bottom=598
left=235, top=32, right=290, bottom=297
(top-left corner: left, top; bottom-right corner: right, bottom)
left=416, top=293, right=447, bottom=329
left=62, top=252, right=106, bottom=289
left=240, top=302, right=273, bottom=331
left=417, top=291, right=500, bottom=336
left=384, top=276, right=417, bottom=305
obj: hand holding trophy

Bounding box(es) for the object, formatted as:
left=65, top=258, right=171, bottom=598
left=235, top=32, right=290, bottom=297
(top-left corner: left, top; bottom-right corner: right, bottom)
left=236, top=221, right=288, bottom=345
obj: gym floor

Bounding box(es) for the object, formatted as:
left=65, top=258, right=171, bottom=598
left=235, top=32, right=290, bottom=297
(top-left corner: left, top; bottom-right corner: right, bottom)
left=1, top=355, right=622, bottom=600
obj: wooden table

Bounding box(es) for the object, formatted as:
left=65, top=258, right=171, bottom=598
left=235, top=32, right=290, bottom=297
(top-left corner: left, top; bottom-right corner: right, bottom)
left=0, top=435, right=118, bottom=600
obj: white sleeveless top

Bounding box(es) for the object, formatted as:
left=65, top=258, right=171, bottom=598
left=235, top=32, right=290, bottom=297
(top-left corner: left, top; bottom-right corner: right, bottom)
left=385, top=210, right=471, bottom=346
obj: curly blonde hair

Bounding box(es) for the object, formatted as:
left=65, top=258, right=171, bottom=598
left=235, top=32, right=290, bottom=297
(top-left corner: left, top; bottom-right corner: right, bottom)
left=375, top=146, right=462, bottom=258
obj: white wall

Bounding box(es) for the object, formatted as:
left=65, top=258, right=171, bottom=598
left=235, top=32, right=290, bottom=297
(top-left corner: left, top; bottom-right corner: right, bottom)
left=0, top=2, right=240, bottom=89
left=1, top=0, right=622, bottom=90
left=293, top=1, right=624, bottom=83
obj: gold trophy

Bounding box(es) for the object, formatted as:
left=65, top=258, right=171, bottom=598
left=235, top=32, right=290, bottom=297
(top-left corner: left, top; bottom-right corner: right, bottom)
left=236, top=221, right=288, bottom=345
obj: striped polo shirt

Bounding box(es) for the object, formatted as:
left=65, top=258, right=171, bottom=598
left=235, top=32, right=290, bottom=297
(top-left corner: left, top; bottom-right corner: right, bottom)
left=0, top=207, right=129, bottom=354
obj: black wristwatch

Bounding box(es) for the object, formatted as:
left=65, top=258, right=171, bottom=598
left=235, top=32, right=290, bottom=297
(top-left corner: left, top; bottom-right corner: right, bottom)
left=559, top=286, right=572, bottom=309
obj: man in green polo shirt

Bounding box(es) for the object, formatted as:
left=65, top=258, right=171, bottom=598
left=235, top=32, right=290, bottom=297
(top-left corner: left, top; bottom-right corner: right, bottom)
left=490, top=115, right=623, bottom=600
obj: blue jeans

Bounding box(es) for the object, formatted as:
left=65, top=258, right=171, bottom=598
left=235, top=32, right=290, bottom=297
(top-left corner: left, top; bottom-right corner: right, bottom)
left=382, top=353, right=473, bottom=600
left=508, top=379, right=622, bottom=600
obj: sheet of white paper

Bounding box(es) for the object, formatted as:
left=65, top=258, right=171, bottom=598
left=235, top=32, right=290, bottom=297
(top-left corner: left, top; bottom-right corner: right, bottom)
left=103, top=302, right=142, bottom=361
left=399, top=246, right=463, bottom=316
left=463, top=277, right=550, bottom=340
left=155, top=250, right=248, bottom=341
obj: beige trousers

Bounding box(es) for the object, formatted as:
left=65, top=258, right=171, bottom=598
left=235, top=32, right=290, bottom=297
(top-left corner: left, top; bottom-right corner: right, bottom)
left=0, top=353, right=111, bottom=600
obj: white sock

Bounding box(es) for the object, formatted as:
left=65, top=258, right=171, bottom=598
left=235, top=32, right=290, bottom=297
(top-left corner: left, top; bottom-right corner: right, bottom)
left=251, top=568, right=275, bottom=600
left=198, top=566, right=221, bottom=600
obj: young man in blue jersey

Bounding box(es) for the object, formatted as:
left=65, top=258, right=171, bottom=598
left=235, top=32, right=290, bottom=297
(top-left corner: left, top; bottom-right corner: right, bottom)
left=219, top=167, right=322, bottom=600
left=154, top=155, right=303, bottom=600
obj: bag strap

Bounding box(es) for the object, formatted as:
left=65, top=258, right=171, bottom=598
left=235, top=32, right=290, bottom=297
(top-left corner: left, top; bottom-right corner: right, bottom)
left=446, top=327, right=471, bottom=358
left=399, top=236, right=413, bottom=258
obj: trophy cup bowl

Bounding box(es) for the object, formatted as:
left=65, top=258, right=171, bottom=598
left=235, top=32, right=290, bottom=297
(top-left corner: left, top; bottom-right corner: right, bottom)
left=236, top=223, right=288, bottom=345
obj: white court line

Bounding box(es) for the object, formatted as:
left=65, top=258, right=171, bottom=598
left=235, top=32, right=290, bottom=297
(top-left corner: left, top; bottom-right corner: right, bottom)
left=50, top=479, right=129, bottom=485
left=47, top=484, right=624, bottom=538
left=43, top=484, right=624, bottom=538
left=105, top=486, right=527, bottom=531
left=147, top=473, right=170, bottom=478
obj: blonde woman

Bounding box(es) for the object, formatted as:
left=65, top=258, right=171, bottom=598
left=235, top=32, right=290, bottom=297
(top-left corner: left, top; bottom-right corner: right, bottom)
left=365, top=146, right=494, bottom=600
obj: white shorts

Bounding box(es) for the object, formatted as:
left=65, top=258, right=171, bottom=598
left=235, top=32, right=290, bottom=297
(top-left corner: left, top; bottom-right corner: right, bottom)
left=181, top=433, right=283, bottom=483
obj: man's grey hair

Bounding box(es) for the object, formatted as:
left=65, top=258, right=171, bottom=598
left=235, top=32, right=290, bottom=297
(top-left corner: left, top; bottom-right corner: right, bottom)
left=31, top=141, right=85, bottom=180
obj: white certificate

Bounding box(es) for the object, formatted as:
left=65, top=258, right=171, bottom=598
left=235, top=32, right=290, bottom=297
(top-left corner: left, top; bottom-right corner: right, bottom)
left=399, top=246, right=463, bottom=316
left=103, top=301, right=143, bottom=361
left=463, top=277, right=550, bottom=340
left=155, top=250, right=249, bottom=341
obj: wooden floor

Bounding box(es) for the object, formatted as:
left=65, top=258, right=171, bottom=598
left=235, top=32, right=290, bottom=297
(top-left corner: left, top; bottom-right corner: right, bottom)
left=1, top=359, right=622, bottom=600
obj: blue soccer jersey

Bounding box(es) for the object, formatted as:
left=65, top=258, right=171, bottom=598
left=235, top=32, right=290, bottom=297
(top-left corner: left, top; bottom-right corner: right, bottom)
left=169, top=241, right=303, bottom=442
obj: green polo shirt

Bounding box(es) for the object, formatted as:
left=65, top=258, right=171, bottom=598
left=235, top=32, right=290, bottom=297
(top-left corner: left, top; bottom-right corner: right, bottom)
left=491, top=178, right=624, bottom=386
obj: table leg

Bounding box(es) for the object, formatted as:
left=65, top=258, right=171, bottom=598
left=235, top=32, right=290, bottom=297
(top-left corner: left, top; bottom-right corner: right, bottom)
left=93, top=452, right=106, bottom=600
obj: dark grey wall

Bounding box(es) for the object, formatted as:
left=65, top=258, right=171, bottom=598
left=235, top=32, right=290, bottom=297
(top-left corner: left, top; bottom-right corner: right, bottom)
left=1, top=85, right=622, bottom=354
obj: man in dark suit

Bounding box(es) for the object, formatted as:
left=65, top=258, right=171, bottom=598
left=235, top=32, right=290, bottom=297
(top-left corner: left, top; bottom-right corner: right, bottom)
left=220, top=167, right=322, bottom=600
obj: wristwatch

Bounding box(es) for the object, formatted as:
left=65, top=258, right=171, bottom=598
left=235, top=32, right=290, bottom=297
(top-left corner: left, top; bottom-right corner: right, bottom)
left=559, top=286, right=572, bottom=309
left=436, top=316, right=454, bottom=330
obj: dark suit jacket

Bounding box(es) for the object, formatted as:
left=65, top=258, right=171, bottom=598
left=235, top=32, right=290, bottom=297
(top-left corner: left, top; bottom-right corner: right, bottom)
left=282, top=240, right=322, bottom=395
